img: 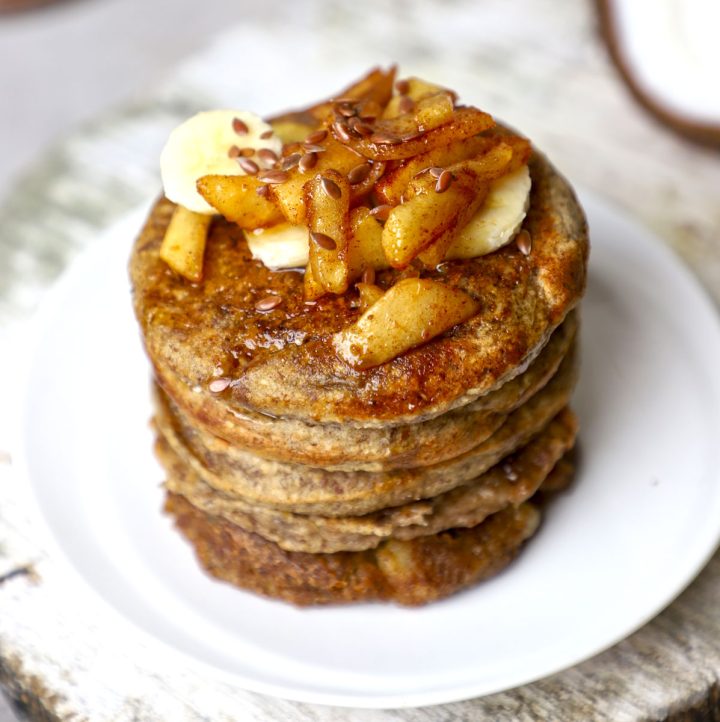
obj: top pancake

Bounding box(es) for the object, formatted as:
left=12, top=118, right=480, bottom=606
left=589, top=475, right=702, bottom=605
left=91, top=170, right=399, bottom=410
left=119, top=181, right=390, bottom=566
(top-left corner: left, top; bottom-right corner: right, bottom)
left=130, top=148, right=588, bottom=426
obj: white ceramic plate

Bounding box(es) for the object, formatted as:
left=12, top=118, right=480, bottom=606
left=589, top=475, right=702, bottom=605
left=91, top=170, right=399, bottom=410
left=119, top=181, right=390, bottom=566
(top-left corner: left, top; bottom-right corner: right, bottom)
left=18, top=191, right=720, bottom=709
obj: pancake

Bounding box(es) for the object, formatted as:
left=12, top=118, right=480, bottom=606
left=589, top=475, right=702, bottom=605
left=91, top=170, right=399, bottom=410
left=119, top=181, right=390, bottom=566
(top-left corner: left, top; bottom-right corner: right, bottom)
left=165, top=492, right=544, bottom=606
left=130, top=149, right=588, bottom=428
left=153, top=311, right=576, bottom=468
left=155, top=345, right=577, bottom=516
left=160, top=407, right=577, bottom=553
left=132, top=71, right=590, bottom=607
left=164, top=449, right=578, bottom=607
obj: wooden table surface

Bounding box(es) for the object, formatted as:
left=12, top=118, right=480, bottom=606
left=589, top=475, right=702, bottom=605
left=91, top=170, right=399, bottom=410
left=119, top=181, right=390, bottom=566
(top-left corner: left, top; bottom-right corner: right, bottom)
left=2, top=1, right=720, bottom=719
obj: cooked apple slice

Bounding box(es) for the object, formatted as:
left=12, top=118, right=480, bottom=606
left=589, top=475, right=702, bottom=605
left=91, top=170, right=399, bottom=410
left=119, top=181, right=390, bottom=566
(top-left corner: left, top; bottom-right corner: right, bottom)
left=415, top=92, right=455, bottom=131
left=383, top=77, right=453, bottom=119
left=444, top=165, right=531, bottom=261
left=270, top=139, right=362, bottom=225
left=305, top=170, right=352, bottom=294
left=333, top=278, right=480, bottom=370
left=374, top=135, right=497, bottom=205
left=197, top=174, right=284, bottom=228
left=375, top=134, right=529, bottom=206
left=382, top=143, right=513, bottom=268
left=336, top=65, right=396, bottom=111
left=381, top=170, right=471, bottom=269
left=331, top=106, right=495, bottom=161
left=348, top=160, right=386, bottom=204
left=160, top=206, right=213, bottom=283
left=418, top=141, right=529, bottom=266
left=303, top=263, right=326, bottom=302
left=346, top=206, right=391, bottom=280
left=268, top=117, right=317, bottom=145
left=356, top=282, right=386, bottom=311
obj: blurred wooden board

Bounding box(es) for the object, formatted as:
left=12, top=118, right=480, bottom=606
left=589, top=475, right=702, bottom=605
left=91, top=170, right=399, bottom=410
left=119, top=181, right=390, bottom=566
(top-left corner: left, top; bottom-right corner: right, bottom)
left=2, top=1, right=720, bottom=720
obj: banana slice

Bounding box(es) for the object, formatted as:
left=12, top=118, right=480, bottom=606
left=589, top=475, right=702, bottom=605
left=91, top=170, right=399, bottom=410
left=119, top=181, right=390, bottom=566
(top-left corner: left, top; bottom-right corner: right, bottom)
left=444, top=165, right=531, bottom=260
left=160, top=110, right=282, bottom=214
left=246, top=224, right=309, bottom=270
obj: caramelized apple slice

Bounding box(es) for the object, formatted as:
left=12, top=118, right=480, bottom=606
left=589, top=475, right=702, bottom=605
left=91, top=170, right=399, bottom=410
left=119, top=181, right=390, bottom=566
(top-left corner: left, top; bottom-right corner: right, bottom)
left=333, top=278, right=480, bottom=369
left=348, top=160, right=387, bottom=204
left=414, top=92, right=455, bottom=131
left=356, top=282, right=386, bottom=311
left=303, top=263, right=327, bottom=302
left=268, top=117, right=317, bottom=145
left=270, top=139, right=362, bottom=225
left=383, top=77, right=454, bottom=119
left=382, top=143, right=514, bottom=268
left=418, top=140, right=530, bottom=266
left=418, top=147, right=519, bottom=266
left=331, top=106, right=495, bottom=161
left=197, top=174, right=284, bottom=228
left=374, top=135, right=497, bottom=206
left=305, top=170, right=352, bottom=294
left=346, top=206, right=391, bottom=281
left=160, top=206, right=213, bottom=282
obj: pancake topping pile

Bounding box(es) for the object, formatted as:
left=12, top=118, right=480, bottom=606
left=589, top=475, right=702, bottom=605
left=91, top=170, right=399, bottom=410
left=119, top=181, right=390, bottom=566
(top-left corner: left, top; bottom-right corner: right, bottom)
left=130, top=67, right=589, bottom=605
left=158, top=69, right=532, bottom=370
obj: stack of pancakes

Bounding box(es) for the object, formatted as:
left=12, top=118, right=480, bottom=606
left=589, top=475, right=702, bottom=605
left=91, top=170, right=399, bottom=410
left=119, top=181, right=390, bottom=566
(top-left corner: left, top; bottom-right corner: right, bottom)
left=130, top=148, right=588, bottom=606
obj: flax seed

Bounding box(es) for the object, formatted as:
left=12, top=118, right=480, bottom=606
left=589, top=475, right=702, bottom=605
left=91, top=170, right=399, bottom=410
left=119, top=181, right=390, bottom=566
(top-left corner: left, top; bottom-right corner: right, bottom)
left=336, top=101, right=357, bottom=117
left=332, top=121, right=352, bottom=142
left=299, top=152, right=318, bottom=173
left=232, top=118, right=249, bottom=135
left=257, top=170, right=289, bottom=184
left=435, top=170, right=452, bottom=193
left=306, top=129, right=327, bottom=144
left=310, top=232, right=337, bottom=251
left=257, top=148, right=278, bottom=164
left=209, top=378, right=231, bottom=393
left=238, top=158, right=259, bottom=175
left=348, top=163, right=371, bottom=185
left=516, top=229, right=532, bottom=255
left=281, top=153, right=302, bottom=171
left=254, top=295, right=282, bottom=312
left=371, top=131, right=402, bottom=145
left=302, top=143, right=326, bottom=153
left=369, top=204, right=393, bottom=221
left=348, top=117, right=373, bottom=137
left=321, top=176, right=342, bottom=199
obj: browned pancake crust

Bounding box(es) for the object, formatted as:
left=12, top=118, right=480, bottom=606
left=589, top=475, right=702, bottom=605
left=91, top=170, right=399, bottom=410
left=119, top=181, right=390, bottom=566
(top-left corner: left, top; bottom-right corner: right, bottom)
left=161, top=408, right=577, bottom=553
left=130, top=150, right=588, bottom=427
left=154, top=313, right=576, bottom=468
left=155, top=347, right=577, bottom=515
left=165, top=491, right=548, bottom=606
left=160, top=407, right=577, bottom=553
